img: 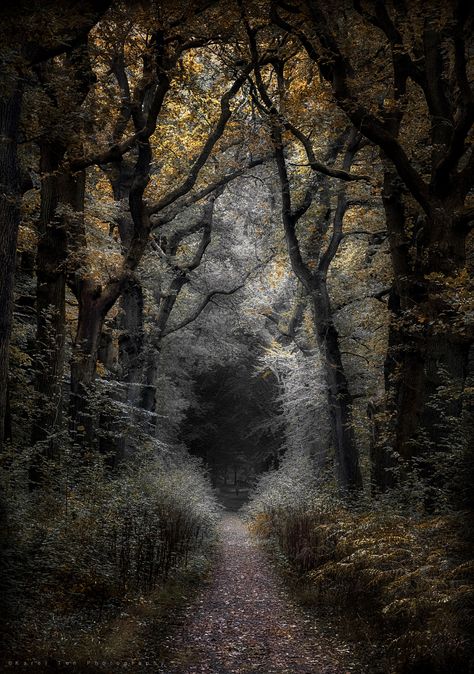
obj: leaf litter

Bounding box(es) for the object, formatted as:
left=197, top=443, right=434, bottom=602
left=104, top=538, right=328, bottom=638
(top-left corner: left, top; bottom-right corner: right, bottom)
left=158, top=514, right=359, bottom=674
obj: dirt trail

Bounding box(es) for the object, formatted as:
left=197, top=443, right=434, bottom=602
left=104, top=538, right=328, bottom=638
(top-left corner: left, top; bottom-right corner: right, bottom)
left=159, top=513, right=357, bottom=674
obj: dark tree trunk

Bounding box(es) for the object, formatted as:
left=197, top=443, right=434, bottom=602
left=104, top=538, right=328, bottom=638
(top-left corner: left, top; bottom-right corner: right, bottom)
left=98, top=329, right=115, bottom=370
left=112, top=161, right=150, bottom=449
left=117, top=275, right=146, bottom=454
left=70, top=265, right=124, bottom=451
left=113, top=160, right=145, bottom=400
left=30, top=143, right=68, bottom=459
left=65, top=156, right=124, bottom=454
left=71, top=279, right=129, bottom=458
left=70, top=284, right=108, bottom=447
left=119, top=278, right=144, bottom=391
left=311, top=279, right=363, bottom=491
left=140, top=353, right=158, bottom=431
left=371, top=169, right=410, bottom=490
left=272, top=120, right=363, bottom=492
left=0, top=82, right=22, bottom=450
left=379, top=170, right=471, bottom=489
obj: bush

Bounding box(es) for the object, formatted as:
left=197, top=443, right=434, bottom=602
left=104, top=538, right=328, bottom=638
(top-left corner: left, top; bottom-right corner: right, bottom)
left=247, top=455, right=474, bottom=674
left=0, top=441, right=219, bottom=660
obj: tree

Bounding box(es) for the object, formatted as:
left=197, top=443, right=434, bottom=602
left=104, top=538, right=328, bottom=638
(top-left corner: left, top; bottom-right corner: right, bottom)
left=243, top=19, right=366, bottom=489
left=273, top=125, right=366, bottom=491
left=271, top=0, right=474, bottom=487
left=29, top=38, right=99, bottom=480
left=0, top=0, right=111, bottom=451
left=64, top=18, right=259, bottom=445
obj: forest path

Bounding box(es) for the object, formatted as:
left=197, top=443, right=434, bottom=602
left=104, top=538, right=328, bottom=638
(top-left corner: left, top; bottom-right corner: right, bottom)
left=159, top=513, right=356, bottom=674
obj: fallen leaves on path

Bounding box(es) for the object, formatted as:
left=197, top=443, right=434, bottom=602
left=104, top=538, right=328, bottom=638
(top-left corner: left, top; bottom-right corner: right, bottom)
left=159, top=514, right=358, bottom=674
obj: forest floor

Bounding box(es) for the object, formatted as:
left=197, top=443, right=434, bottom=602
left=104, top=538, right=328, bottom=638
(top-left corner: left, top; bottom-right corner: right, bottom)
left=156, top=511, right=361, bottom=674
left=25, top=497, right=370, bottom=674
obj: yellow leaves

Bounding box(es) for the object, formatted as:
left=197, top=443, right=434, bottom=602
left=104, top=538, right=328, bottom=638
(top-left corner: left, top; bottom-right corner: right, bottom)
left=426, top=268, right=468, bottom=287
left=181, top=51, right=205, bottom=77
left=382, top=97, right=398, bottom=112
left=96, top=362, right=106, bottom=377
left=9, top=345, right=32, bottom=367
left=248, top=511, right=272, bottom=537
left=17, top=224, right=38, bottom=254
left=94, top=176, right=113, bottom=198
left=264, top=254, right=289, bottom=290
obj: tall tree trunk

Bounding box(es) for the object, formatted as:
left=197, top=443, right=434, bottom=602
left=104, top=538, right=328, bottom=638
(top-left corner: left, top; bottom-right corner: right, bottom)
left=70, top=283, right=108, bottom=447
left=112, top=161, right=149, bottom=451
left=32, top=163, right=90, bottom=472
left=271, top=120, right=363, bottom=492
left=379, top=170, right=471, bottom=490
left=0, top=82, right=22, bottom=450
left=311, top=278, right=363, bottom=491
left=118, top=277, right=144, bottom=394
left=140, top=351, right=158, bottom=431
left=66, top=166, right=106, bottom=447
left=117, top=275, right=146, bottom=454
left=31, top=143, right=68, bottom=455
left=371, top=169, right=411, bottom=490
left=112, top=162, right=146, bottom=404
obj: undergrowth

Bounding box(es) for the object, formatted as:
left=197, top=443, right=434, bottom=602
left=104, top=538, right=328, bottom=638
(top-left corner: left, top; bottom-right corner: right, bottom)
left=246, top=453, right=474, bottom=674
left=0, top=442, right=219, bottom=665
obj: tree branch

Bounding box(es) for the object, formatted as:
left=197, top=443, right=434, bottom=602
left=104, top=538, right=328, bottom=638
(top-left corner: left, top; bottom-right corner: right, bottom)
left=161, top=252, right=276, bottom=338
left=148, top=63, right=255, bottom=215
left=161, top=283, right=245, bottom=337
left=150, top=154, right=272, bottom=228
left=284, top=121, right=371, bottom=182
left=318, top=129, right=362, bottom=277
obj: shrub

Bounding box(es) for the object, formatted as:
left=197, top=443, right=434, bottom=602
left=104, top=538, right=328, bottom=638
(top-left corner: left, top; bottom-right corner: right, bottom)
left=247, top=456, right=473, bottom=674
left=0, top=441, right=219, bottom=659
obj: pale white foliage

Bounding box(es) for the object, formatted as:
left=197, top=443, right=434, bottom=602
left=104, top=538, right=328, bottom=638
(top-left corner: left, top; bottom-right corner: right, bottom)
left=245, top=449, right=318, bottom=516
left=257, top=340, right=330, bottom=467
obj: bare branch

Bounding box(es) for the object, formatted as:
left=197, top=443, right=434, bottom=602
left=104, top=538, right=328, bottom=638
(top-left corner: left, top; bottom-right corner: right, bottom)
left=161, top=253, right=276, bottom=337
left=151, top=154, right=272, bottom=228
left=342, top=229, right=387, bottom=237
left=161, top=283, right=246, bottom=337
